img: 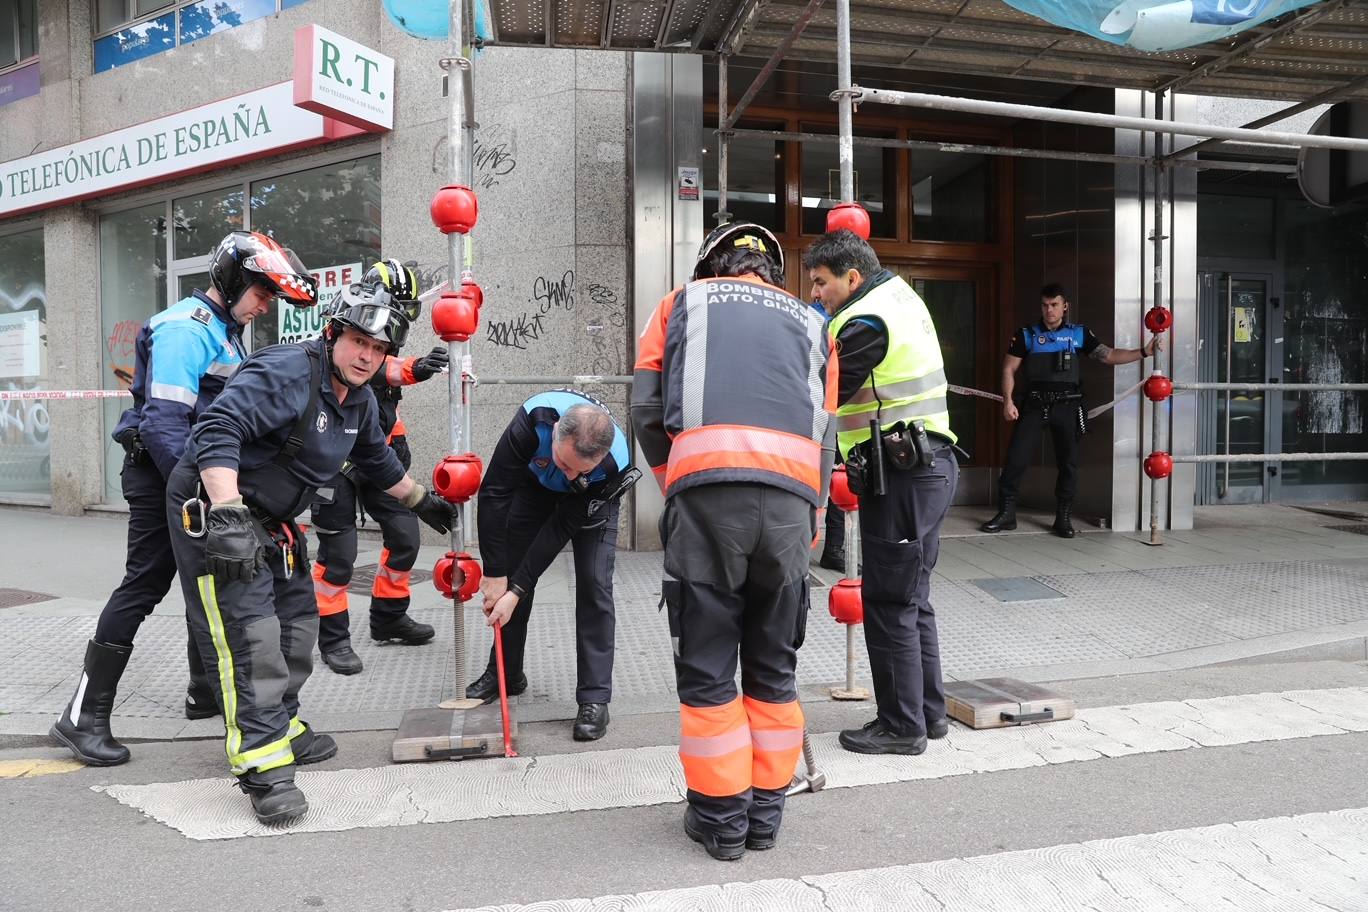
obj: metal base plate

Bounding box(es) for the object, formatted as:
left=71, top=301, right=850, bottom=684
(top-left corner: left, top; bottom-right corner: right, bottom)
left=829, top=686, right=872, bottom=701
left=391, top=704, right=516, bottom=762
left=944, top=677, right=1075, bottom=729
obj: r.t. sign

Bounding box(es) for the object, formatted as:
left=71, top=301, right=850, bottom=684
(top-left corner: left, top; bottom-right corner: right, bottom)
left=294, top=25, right=395, bottom=132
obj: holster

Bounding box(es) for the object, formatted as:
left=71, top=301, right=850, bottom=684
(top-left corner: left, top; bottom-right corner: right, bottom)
left=120, top=432, right=151, bottom=465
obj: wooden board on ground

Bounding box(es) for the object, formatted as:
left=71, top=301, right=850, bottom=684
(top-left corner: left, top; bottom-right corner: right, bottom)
left=944, top=677, right=1075, bottom=729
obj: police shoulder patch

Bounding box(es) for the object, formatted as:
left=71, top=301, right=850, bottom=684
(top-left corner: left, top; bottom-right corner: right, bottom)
left=191, top=307, right=212, bottom=325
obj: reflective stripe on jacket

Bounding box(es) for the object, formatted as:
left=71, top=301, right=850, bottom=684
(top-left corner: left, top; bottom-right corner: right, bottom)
left=829, top=275, right=955, bottom=458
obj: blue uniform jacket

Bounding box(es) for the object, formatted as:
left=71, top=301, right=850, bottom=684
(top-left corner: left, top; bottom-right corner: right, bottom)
left=113, top=292, right=245, bottom=479
left=478, top=389, right=631, bottom=592
left=189, top=338, right=406, bottom=496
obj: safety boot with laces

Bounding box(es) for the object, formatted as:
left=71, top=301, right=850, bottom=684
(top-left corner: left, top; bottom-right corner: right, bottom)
left=1053, top=501, right=1077, bottom=538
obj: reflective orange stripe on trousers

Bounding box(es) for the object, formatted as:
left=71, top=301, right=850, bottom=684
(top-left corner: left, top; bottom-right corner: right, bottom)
left=372, top=548, right=411, bottom=599
left=678, top=697, right=751, bottom=797
left=312, top=562, right=349, bottom=616
left=744, top=696, right=804, bottom=790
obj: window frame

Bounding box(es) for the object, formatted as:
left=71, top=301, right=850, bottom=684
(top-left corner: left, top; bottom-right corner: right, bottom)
left=91, top=0, right=303, bottom=65
left=0, top=0, right=39, bottom=75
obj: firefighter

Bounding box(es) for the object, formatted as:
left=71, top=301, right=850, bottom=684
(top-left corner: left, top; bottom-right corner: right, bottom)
left=632, top=222, right=836, bottom=861
left=167, top=282, right=457, bottom=824
left=51, top=231, right=313, bottom=767
left=805, top=229, right=956, bottom=757
left=310, top=259, right=450, bottom=675
left=980, top=283, right=1162, bottom=537
left=476, top=390, right=637, bottom=742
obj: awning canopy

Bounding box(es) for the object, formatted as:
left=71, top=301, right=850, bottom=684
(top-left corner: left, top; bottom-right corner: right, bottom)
left=484, top=0, right=1368, bottom=102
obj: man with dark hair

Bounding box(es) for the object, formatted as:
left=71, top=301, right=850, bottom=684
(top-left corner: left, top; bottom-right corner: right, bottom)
left=980, top=283, right=1161, bottom=537
left=634, top=221, right=836, bottom=861
left=805, top=227, right=956, bottom=759
left=474, top=392, right=635, bottom=742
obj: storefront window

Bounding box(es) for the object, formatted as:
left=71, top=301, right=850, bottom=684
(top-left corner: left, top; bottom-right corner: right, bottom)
left=910, top=150, right=993, bottom=243
left=249, top=155, right=381, bottom=349
left=1281, top=200, right=1368, bottom=491
left=0, top=226, right=48, bottom=497
left=173, top=186, right=244, bottom=261
left=801, top=126, right=896, bottom=238
left=99, top=203, right=167, bottom=503
left=702, top=126, right=785, bottom=232
left=1198, top=194, right=1275, bottom=261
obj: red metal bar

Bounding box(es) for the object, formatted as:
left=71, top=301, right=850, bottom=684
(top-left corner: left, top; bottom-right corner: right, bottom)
left=494, top=624, right=517, bottom=758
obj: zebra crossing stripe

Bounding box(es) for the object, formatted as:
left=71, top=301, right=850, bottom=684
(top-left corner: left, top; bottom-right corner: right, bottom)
left=440, top=806, right=1368, bottom=912
left=94, top=686, right=1368, bottom=841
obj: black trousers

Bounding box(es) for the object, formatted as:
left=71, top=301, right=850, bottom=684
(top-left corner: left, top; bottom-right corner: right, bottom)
left=487, top=485, right=619, bottom=704
left=93, top=454, right=208, bottom=691
left=310, top=473, right=421, bottom=650
left=859, top=449, right=957, bottom=739
left=997, top=399, right=1081, bottom=503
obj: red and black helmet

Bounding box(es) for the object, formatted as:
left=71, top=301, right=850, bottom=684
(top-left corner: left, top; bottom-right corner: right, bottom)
left=210, top=231, right=319, bottom=308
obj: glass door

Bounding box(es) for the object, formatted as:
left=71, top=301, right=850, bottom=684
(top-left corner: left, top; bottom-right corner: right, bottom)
left=1197, top=272, right=1281, bottom=503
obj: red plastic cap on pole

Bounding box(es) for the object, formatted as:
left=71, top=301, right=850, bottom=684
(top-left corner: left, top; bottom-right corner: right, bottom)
left=432, top=551, right=482, bottom=602
left=1144, top=306, right=1174, bottom=334
left=1143, top=371, right=1174, bottom=402
left=432, top=291, right=480, bottom=342
left=432, top=453, right=483, bottom=503
left=459, top=276, right=484, bottom=311
left=828, top=578, right=863, bottom=624
left=430, top=185, right=479, bottom=235
left=1144, top=451, right=1174, bottom=480
left=826, top=203, right=871, bottom=240
left=829, top=465, right=859, bottom=512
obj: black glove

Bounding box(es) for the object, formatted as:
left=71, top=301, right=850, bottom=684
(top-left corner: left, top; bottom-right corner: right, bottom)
left=404, top=484, right=458, bottom=534
left=204, top=500, right=264, bottom=584
left=411, top=346, right=449, bottom=382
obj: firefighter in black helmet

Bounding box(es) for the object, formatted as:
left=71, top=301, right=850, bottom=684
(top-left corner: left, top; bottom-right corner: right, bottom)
left=309, top=259, right=449, bottom=675
left=167, top=281, right=457, bottom=825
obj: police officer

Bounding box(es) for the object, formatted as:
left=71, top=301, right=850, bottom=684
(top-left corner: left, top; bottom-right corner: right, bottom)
left=633, top=222, right=834, bottom=860
left=811, top=295, right=846, bottom=572
left=804, top=229, right=956, bottom=757
left=310, top=259, right=450, bottom=675
left=476, top=390, right=636, bottom=743
left=51, top=231, right=313, bottom=767
left=980, top=283, right=1161, bottom=537
left=167, top=282, right=457, bottom=824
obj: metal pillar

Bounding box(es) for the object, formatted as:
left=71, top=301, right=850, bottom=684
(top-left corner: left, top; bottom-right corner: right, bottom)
left=1147, top=90, right=1166, bottom=546
left=835, top=0, right=855, bottom=203
left=716, top=54, right=730, bottom=225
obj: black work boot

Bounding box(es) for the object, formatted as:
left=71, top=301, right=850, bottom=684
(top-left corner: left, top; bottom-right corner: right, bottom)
left=320, top=643, right=364, bottom=675
left=237, top=766, right=308, bottom=825
left=838, top=718, right=928, bottom=756
left=927, top=717, right=950, bottom=739
left=50, top=640, right=133, bottom=767
left=684, top=806, right=746, bottom=861
left=1053, top=502, right=1077, bottom=538
left=572, top=703, right=609, bottom=741
left=370, top=614, right=435, bottom=645
left=818, top=547, right=846, bottom=572
left=185, top=680, right=220, bottom=720
left=292, top=726, right=339, bottom=765
left=466, top=665, right=528, bottom=704
left=979, top=498, right=1017, bottom=533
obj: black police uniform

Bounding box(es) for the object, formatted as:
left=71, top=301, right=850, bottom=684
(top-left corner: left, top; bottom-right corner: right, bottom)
left=473, top=390, right=631, bottom=705
left=167, top=337, right=405, bottom=780
left=998, top=322, right=1100, bottom=505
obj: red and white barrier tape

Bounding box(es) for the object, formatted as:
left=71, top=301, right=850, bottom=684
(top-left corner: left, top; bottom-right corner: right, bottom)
left=0, top=389, right=132, bottom=401
left=948, top=384, right=1003, bottom=403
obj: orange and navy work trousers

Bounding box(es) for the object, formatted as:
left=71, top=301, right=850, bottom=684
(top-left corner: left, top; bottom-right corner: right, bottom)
left=309, top=469, right=421, bottom=650
left=661, top=482, right=810, bottom=840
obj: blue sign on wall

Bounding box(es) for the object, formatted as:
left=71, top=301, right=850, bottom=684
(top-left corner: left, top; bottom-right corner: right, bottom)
left=180, top=0, right=276, bottom=45
left=94, top=13, right=176, bottom=73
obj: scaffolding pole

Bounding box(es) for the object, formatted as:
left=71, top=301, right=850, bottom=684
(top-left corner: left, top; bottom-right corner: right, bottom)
left=1148, top=90, right=1167, bottom=547
left=717, top=54, right=730, bottom=225
left=835, top=0, right=855, bottom=202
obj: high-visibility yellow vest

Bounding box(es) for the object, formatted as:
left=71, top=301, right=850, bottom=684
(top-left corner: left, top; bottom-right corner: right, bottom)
left=829, top=275, right=955, bottom=458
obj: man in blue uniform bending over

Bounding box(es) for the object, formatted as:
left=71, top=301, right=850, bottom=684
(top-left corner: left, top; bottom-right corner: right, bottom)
left=472, top=389, right=638, bottom=743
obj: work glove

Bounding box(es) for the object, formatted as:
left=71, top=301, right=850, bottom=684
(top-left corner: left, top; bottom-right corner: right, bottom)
left=204, top=499, right=264, bottom=584
left=403, top=484, right=458, bottom=534
left=411, top=346, right=450, bottom=382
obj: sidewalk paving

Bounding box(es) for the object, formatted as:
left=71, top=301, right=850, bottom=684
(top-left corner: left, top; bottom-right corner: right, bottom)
left=3, top=502, right=1367, bottom=742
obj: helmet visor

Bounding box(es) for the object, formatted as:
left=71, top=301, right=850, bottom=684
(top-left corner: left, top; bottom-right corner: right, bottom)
left=245, top=247, right=318, bottom=306
left=336, top=303, right=411, bottom=353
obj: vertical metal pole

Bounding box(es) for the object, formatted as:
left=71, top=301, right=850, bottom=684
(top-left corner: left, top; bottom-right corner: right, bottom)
left=1148, top=90, right=1166, bottom=545
left=717, top=54, right=730, bottom=225
left=1222, top=274, right=1233, bottom=497
left=844, top=508, right=859, bottom=692
left=446, top=0, right=470, bottom=691
left=835, top=0, right=855, bottom=203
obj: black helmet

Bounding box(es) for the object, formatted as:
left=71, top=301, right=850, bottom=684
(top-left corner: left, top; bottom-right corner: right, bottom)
left=363, top=258, right=422, bottom=322
left=326, top=282, right=411, bottom=356
left=210, top=231, right=318, bottom=308
left=692, top=221, right=784, bottom=282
